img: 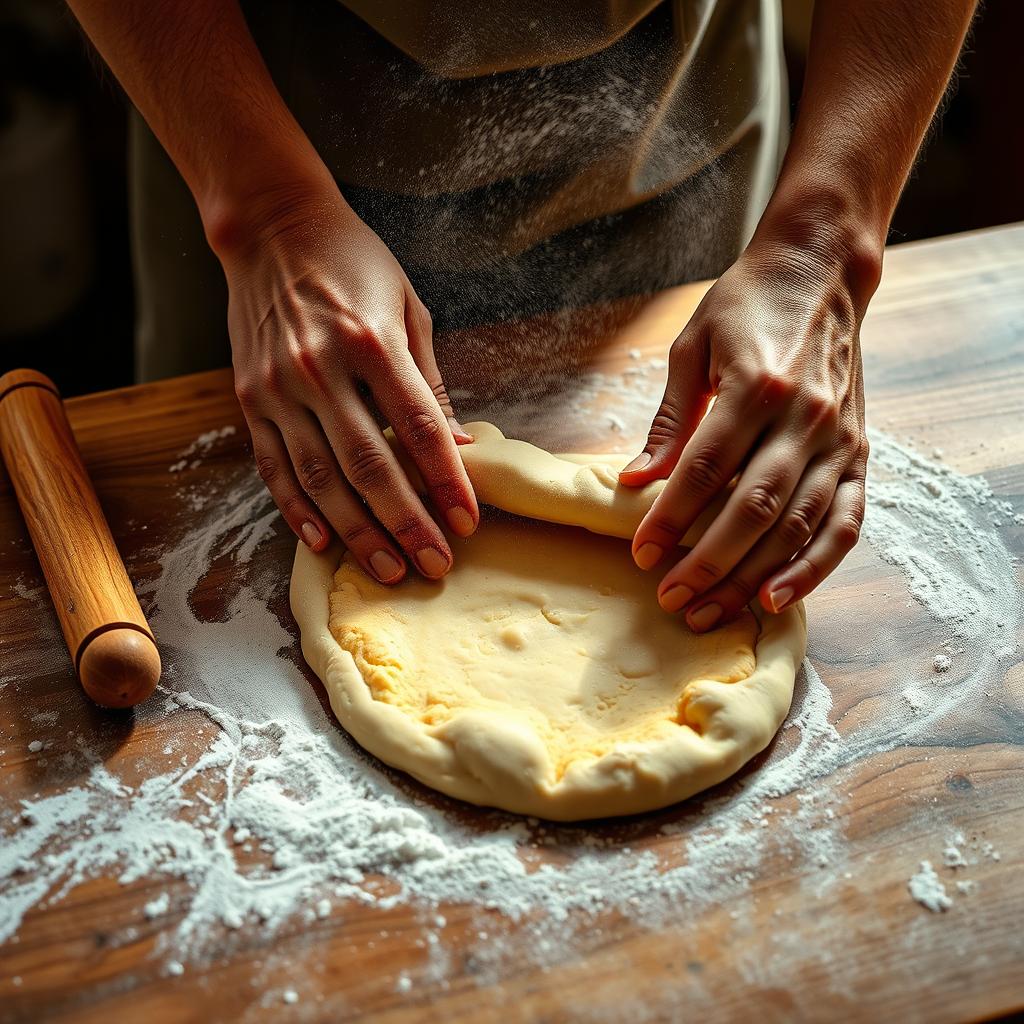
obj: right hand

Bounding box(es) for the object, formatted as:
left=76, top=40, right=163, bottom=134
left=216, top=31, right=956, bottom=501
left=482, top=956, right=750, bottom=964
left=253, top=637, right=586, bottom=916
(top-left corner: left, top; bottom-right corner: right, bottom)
left=217, top=185, right=479, bottom=584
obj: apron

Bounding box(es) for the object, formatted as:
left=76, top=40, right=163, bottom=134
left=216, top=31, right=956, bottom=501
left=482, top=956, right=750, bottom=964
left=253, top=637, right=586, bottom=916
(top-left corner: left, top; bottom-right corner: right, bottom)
left=132, top=0, right=787, bottom=381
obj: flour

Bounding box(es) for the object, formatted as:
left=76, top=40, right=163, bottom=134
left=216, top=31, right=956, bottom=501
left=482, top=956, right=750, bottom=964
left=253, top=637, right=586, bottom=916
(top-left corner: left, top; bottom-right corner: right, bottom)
left=908, top=861, right=952, bottom=913
left=908, top=831, right=1001, bottom=913
left=144, top=892, right=170, bottom=919
left=1, top=365, right=1020, bottom=995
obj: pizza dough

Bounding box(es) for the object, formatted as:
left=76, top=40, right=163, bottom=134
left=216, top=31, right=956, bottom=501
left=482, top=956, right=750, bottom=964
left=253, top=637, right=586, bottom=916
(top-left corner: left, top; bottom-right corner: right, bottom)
left=290, top=423, right=806, bottom=820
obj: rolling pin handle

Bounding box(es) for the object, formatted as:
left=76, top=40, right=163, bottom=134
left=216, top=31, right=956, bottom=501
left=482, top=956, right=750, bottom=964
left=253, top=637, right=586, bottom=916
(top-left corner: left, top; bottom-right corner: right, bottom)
left=78, top=627, right=162, bottom=709
left=0, top=367, right=161, bottom=708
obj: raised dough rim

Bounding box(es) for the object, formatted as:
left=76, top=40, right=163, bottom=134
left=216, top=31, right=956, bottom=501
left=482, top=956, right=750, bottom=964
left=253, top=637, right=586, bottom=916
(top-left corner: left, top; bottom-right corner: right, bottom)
left=291, top=543, right=806, bottom=822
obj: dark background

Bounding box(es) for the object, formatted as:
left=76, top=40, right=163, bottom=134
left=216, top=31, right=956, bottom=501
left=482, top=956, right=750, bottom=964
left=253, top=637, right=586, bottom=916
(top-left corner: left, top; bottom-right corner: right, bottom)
left=1, top=0, right=1021, bottom=398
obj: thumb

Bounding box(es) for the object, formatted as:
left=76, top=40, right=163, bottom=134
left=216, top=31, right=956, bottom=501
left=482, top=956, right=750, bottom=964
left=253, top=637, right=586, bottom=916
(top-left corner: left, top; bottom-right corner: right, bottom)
left=619, top=327, right=711, bottom=486
left=404, top=293, right=473, bottom=444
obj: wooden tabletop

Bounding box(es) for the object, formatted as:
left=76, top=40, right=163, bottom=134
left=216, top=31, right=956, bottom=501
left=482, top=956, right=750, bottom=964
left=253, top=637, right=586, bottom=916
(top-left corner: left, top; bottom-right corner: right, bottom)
left=1, top=223, right=1022, bottom=1023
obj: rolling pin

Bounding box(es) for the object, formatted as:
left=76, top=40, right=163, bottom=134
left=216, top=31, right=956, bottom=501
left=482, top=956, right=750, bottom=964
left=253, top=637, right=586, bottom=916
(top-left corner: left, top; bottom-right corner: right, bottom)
left=0, top=368, right=160, bottom=708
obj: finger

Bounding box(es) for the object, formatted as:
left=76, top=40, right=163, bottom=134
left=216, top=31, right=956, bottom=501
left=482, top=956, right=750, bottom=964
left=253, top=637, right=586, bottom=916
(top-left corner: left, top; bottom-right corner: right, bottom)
left=315, top=394, right=456, bottom=578
left=364, top=346, right=479, bottom=539
left=404, top=293, right=472, bottom=444
left=682, top=456, right=842, bottom=629
left=249, top=416, right=333, bottom=552
left=758, top=470, right=867, bottom=612
left=276, top=410, right=407, bottom=584
left=630, top=390, right=770, bottom=572
left=654, top=428, right=809, bottom=618
left=620, top=326, right=711, bottom=486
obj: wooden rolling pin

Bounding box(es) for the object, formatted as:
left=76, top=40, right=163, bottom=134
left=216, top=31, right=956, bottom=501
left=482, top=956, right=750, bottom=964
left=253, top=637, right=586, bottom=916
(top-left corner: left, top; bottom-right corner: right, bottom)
left=0, top=369, right=160, bottom=708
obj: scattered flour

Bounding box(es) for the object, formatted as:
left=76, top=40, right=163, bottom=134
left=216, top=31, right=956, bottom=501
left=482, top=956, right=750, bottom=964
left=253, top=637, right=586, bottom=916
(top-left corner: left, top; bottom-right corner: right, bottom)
left=169, top=425, right=236, bottom=473
left=1, top=364, right=1020, bottom=996
left=942, top=844, right=967, bottom=869
left=144, top=892, right=171, bottom=919
left=909, top=831, right=1000, bottom=912
left=908, top=861, right=952, bottom=913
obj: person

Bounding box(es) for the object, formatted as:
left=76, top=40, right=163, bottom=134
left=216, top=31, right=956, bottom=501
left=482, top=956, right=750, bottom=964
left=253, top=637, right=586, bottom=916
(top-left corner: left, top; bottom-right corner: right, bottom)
left=68, top=0, right=976, bottom=630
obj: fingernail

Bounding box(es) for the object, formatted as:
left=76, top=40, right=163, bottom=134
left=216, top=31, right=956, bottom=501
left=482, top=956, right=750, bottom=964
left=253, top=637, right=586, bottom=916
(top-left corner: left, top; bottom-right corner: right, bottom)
left=446, top=506, right=476, bottom=537
left=622, top=451, right=652, bottom=475
left=634, top=542, right=664, bottom=570
left=449, top=417, right=473, bottom=444
left=688, top=603, right=722, bottom=632
left=768, top=585, right=794, bottom=613
left=416, top=547, right=450, bottom=578
left=370, top=549, right=403, bottom=583
left=660, top=585, right=693, bottom=613
left=301, top=522, right=323, bottom=548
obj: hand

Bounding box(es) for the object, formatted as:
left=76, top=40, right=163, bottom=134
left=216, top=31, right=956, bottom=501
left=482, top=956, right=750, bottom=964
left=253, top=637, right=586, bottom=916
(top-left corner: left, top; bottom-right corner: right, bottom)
left=219, top=184, right=478, bottom=583
left=620, top=234, right=877, bottom=630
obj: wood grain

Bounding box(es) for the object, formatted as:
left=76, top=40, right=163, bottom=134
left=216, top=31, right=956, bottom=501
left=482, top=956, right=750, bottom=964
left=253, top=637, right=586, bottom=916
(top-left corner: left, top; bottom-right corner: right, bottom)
left=0, top=371, right=159, bottom=707
left=0, top=224, right=1022, bottom=1023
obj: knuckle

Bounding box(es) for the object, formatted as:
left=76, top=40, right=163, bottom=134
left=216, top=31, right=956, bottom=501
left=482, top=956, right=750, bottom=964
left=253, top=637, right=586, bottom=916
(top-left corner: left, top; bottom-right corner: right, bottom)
left=287, top=342, right=325, bottom=381
left=648, top=402, right=683, bottom=443
left=238, top=363, right=285, bottom=404
left=802, top=391, right=840, bottom=430
left=667, top=335, right=693, bottom=371
left=345, top=444, right=391, bottom=492
left=833, top=516, right=862, bottom=550
left=298, top=458, right=335, bottom=497
left=684, top=449, right=725, bottom=494
left=646, top=511, right=684, bottom=540
left=279, top=492, right=307, bottom=519
left=255, top=454, right=280, bottom=486
left=752, top=368, right=794, bottom=406
left=688, top=557, right=723, bottom=585
left=835, top=426, right=861, bottom=457
left=776, top=505, right=817, bottom=549
left=718, top=574, right=758, bottom=606
left=389, top=517, right=429, bottom=544
left=235, top=379, right=259, bottom=409
left=793, top=553, right=823, bottom=582
left=403, top=410, right=444, bottom=449
left=339, top=519, right=377, bottom=548
left=345, top=322, right=390, bottom=356
left=735, top=485, right=783, bottom=531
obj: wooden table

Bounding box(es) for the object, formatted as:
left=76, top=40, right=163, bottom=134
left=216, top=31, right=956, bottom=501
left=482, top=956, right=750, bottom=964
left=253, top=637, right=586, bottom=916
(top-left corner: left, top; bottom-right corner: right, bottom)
left=1, top=224, right=1022, bottom=1023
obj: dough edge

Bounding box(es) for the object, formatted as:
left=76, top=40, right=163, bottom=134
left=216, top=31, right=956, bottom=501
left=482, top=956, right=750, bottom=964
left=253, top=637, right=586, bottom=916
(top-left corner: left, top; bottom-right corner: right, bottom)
left=290, top=423, right=807, bottom=821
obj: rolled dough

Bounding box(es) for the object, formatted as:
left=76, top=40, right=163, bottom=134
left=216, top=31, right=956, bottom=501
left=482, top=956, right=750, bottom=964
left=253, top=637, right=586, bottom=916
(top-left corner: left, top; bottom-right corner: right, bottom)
left=290, top=423, right=806, bottom=820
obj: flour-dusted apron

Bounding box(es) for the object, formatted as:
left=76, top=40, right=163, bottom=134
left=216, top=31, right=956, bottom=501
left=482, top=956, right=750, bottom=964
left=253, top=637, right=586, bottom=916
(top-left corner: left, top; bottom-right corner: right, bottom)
left=132, top=0, right=787, bottom=381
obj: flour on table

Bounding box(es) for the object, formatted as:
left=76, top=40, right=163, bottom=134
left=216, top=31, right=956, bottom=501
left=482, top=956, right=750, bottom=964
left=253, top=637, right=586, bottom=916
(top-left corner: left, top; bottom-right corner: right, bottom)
left=906, top=830, right=1001, bottom=912
left=943, top=838, right=967, bottom=869
left=908, top=861, right=952, bottom=913
left=1, top=369, right=1020, bottom=998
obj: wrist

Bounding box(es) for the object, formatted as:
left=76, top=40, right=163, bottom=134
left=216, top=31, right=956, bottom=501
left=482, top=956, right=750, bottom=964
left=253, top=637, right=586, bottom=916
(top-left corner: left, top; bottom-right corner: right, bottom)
left=199, top=144, right=344, bottom=262
left=750, top=181, right=885, bottom=310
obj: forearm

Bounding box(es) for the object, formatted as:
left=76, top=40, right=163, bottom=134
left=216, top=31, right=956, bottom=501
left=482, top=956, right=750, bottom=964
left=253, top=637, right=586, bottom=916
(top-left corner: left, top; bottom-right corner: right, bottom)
left=65, top=0, right=336, bottom=251
left=755, top=0, right=977, bottom=287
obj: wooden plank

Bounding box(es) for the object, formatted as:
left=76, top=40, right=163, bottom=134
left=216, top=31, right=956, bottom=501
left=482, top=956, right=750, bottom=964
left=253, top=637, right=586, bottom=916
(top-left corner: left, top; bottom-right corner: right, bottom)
left=1, top=223, right=1022, bottom=1022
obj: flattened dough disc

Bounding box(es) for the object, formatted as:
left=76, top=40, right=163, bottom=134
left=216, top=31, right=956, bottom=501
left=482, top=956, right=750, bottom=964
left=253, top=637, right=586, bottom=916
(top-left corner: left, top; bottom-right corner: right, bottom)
left=291, top=423, right=806, bottom=820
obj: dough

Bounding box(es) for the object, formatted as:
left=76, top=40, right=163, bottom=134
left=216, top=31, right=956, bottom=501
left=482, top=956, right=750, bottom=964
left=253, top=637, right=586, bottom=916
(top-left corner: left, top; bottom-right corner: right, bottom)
left=291, top=423, right=806, bottom=821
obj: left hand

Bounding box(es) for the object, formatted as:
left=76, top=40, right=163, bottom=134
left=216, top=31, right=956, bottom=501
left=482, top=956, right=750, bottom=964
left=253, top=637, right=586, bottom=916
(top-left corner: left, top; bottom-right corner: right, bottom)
left=620, top=235, right=877, bottom=631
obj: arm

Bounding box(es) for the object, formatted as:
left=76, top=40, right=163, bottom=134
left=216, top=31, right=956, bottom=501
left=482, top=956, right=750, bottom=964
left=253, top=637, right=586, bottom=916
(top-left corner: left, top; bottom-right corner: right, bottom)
left=622, top=0, right=977, bottom=630
left=65, top=0, right=478, bottom=583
